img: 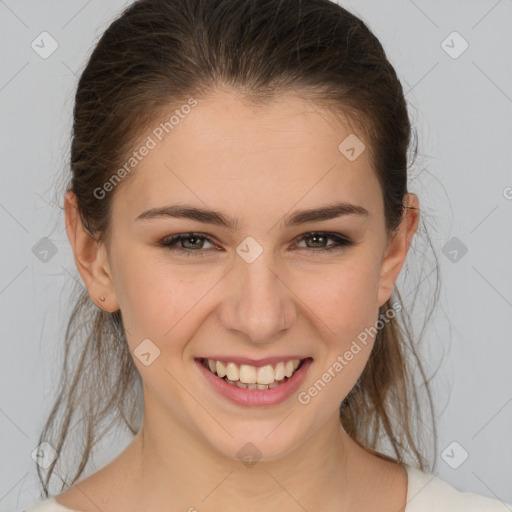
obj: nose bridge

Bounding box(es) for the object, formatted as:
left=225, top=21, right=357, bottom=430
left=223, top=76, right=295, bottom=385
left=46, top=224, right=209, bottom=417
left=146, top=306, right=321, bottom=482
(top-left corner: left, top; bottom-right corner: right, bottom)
left=219, top=246, right=295, bottom=342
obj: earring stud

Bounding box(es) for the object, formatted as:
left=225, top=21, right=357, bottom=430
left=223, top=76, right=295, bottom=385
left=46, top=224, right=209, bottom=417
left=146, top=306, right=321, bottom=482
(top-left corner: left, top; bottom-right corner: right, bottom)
left=99, top=296, right=106, bottom=302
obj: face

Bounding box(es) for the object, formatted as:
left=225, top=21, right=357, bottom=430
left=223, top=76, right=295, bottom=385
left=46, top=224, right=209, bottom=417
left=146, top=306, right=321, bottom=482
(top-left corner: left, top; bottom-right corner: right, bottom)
left=72, top=88, right=416, bottom=463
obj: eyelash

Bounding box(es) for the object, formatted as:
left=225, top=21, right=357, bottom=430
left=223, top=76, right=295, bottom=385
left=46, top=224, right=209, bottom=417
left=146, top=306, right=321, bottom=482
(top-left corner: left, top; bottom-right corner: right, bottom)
left=158, top=231, right=355, bottom=257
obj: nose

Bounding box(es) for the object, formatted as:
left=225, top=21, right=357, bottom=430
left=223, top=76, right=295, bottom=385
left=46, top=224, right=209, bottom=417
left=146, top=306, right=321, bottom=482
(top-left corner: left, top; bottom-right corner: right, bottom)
left=217, top=250, right=297, bottom=343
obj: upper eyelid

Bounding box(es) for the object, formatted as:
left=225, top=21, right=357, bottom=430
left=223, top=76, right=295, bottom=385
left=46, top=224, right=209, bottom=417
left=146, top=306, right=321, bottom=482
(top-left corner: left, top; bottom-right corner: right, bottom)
left=162, top=232, right=216, bottom=244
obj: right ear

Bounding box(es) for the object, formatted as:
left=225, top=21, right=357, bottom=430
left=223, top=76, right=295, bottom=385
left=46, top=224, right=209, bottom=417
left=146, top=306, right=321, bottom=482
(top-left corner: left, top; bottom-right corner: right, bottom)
left=64, top=191, right=120, bottom=312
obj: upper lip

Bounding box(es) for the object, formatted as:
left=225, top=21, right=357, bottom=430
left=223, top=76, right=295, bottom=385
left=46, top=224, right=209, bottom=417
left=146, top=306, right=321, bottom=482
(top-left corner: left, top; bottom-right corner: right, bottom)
left=196, top=356, right=312, bottom=368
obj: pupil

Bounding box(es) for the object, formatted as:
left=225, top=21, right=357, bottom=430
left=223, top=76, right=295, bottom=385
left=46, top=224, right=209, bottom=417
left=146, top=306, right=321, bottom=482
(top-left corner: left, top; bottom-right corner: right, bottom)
left=185, top=237, right=201, bottom=249
left=309, top=235, right=325, bottom=248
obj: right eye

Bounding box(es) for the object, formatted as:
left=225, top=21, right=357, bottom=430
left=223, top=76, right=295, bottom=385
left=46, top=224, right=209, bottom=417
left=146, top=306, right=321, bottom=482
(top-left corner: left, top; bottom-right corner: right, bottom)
left=158, top=232, right=217, bottom=257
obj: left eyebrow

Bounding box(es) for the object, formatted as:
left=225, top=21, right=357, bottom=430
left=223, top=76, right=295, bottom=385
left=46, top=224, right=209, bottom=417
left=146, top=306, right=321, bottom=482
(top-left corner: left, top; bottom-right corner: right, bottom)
left=284, top=201, right=369, bottom=226
left=135, top=201, right=369, bottom=230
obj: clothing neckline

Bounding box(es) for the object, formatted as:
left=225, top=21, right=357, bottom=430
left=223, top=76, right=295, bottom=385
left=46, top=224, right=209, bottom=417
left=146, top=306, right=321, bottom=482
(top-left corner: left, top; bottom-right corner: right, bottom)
left=403, top=463, right=438, bottom=510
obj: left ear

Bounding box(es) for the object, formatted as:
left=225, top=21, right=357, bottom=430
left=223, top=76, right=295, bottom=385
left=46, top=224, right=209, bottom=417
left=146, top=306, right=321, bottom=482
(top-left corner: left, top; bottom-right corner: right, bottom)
left=377, top=193, right=419, bottom=307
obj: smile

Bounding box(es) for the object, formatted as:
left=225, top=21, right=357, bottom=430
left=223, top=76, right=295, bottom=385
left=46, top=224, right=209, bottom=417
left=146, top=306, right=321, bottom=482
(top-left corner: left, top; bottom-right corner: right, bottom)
left=201, top=357, right=303, bottom=389
left=195, top=357, right=314, bottom=407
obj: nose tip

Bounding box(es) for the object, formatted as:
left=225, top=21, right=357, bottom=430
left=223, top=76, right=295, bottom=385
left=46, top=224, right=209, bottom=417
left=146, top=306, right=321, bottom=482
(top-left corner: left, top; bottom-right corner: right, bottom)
left=217, top=259, right=296, bottom=343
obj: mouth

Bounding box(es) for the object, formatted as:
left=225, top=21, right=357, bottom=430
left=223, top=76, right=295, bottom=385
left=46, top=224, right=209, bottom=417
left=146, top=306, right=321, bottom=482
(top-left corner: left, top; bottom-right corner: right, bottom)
left=198, top=357, right=308, bottom=389
left=194, top=356, right=313, bottom=407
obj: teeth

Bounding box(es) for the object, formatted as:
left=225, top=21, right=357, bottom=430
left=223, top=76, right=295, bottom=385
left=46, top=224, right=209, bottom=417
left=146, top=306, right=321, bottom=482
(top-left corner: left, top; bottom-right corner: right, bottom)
left=202, top=357, right=304, bottom=385
left=239, top=364, right=256, bottom=384
left=274, top=362, right=285, bottom=381
left=226, top=362, right=239, bottom=381
left=216, top=361, right=227, bottom=378
left=256, top=365, right=275, bottom=385
left=227, top=379, right=284, bottom=390
left=284, top=360, right=295, bottom=377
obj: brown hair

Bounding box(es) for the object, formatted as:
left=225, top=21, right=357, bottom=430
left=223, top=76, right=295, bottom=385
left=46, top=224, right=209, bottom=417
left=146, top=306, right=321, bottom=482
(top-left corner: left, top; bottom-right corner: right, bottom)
left=39, top=0, right=440, bottom=497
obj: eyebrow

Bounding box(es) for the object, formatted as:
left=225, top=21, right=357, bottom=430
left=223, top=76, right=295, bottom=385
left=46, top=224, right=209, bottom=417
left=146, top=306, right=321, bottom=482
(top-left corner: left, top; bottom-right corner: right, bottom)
left=135, top=201, right=369, bottom=229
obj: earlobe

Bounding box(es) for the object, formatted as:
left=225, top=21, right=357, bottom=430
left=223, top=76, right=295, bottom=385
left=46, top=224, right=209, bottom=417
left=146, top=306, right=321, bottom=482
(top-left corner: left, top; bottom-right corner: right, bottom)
left=377, top=193, right=420, bottom=307
left=64, top=191, right=119, bottom=312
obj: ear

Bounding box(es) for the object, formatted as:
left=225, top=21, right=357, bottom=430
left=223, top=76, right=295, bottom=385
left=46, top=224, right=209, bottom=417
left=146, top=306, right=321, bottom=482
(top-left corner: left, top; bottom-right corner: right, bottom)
left=64, top=191, right=119, bottom=312
left=377, top=193, right=419, bottom=307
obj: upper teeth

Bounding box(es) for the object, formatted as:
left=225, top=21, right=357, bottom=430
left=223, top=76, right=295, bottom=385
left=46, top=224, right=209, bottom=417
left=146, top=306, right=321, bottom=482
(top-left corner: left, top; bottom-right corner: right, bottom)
left=205, top=358, right=302, bottom=385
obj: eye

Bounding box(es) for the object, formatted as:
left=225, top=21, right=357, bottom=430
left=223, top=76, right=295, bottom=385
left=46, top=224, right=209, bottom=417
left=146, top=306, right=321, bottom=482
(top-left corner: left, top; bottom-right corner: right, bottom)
left=158, top=232, right=216, bottom=257
left=293, top=232, right=355, bottom=253
left=158, top=231, right=354, bottom=257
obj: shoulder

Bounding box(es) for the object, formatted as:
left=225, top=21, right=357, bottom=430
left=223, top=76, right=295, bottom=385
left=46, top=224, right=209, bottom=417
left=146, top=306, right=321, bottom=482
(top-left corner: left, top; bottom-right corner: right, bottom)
left=404, top=464, right=511, bottom=512
left=21, top=497, right=81, bottom=512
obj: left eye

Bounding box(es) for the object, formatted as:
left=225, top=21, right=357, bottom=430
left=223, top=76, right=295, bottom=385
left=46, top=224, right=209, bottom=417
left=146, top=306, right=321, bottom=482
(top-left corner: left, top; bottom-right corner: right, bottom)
left=158, top=231, right=354, bottom=256
left=294, top=232, right=354, bottom=252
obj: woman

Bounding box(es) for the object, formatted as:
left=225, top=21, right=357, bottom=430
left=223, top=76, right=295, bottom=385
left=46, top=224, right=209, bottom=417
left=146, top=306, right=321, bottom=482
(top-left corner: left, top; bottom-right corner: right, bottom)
left=22, top=0, right=509, bottom=510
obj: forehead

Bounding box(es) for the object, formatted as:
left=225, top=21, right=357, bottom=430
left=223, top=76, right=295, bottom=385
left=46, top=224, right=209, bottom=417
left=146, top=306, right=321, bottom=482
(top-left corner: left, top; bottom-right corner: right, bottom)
left=111, top=89, right=381, bottom=226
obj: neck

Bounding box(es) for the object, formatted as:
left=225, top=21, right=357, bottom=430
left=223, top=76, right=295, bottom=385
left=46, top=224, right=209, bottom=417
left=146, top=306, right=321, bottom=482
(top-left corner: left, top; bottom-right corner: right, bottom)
left=123, top=395, right=379, bottom=511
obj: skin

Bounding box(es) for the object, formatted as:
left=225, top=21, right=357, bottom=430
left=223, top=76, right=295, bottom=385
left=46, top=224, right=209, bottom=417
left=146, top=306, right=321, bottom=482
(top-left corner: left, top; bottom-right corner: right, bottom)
left=59, top=87, right=419, bottom=512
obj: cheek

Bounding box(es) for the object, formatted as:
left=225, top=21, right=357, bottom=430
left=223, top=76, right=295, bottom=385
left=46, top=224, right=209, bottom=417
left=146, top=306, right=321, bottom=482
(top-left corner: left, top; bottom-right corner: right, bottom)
left=295, top=262, right=381, bottom=411
left=111, top=245, right=229, bottom=371
left=297, top=255, right=382, bottom=341
left=110, top=244, right=190, bottom=346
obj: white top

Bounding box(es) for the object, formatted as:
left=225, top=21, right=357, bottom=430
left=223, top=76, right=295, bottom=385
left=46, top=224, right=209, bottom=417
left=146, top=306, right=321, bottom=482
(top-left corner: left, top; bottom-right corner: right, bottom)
left=20, top=464, right=511, bottom=511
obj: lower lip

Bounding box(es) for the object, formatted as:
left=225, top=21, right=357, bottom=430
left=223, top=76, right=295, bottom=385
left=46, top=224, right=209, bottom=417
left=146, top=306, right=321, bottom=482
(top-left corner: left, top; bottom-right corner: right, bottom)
left=194, top=357, right=313, bottom=407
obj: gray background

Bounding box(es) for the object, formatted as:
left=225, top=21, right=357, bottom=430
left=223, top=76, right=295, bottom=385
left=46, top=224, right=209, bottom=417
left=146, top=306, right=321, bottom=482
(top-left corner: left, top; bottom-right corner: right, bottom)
left=1, top=0, right=511, bottom=510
